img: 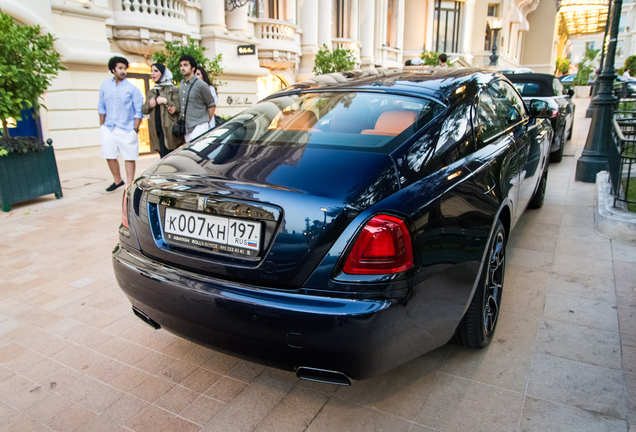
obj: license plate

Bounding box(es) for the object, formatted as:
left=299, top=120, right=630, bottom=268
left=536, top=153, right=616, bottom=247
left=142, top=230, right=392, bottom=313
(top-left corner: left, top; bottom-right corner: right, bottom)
left=163, top=207, right=261, bottom=255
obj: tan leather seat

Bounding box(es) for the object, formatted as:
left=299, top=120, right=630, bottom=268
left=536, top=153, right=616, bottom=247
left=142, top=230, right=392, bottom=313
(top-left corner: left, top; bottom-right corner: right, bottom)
left=361, top=110, right=417, bottom=136
left=276, top=111, right=318, bottom=131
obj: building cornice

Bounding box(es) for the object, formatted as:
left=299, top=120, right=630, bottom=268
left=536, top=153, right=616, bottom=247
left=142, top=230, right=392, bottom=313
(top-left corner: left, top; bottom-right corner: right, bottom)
left=50, top=3, right=111, bottom=21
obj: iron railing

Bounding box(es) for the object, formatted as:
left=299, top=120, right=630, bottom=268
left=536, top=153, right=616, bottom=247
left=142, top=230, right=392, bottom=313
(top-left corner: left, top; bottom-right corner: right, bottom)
left=609, top=107, right=636, bottom=208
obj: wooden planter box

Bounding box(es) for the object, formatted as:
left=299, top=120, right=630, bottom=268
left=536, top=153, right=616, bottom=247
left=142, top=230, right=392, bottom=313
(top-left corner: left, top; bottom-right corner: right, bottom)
left=0, top=145, right=63, bottom=212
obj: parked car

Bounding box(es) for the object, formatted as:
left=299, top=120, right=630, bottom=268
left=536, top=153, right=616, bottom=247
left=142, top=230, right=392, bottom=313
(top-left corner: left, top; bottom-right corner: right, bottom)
left=498, top=67, right=534, bottom=74
left=113, top=68, right=553, bottom=384
left=614, top=75, right=636, bottom=98
left=505, top=73, right=575, bottom=162
left=558, top=73, right=577, bottom=89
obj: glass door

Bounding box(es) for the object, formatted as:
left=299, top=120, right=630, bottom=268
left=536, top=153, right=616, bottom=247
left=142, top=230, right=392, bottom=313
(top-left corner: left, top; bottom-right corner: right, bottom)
left=127, top=72, right=152, bottom=155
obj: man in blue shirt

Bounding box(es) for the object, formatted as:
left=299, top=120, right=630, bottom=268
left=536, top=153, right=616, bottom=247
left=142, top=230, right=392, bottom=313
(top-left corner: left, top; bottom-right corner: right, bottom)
left=98, top=56, right=143, bottom=192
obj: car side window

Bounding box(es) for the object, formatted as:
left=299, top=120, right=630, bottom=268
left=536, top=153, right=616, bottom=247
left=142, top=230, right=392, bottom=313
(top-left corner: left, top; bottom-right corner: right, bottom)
left=476, top=91, right=504, bottom=142
left=490, top=81, right=526, bottom=126
left=553, top=78, right=564, bottom=96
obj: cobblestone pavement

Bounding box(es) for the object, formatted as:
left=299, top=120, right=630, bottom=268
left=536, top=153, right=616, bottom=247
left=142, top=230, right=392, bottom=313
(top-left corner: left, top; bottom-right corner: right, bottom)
left=1, top=97, right=635, bottom=431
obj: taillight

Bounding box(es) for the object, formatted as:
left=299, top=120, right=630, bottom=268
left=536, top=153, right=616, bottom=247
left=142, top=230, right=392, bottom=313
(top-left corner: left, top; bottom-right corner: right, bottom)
left=121, top=186, right=130, bottom=229
left=550, top=109, right=559, bottom=118
left=342, top=214, right=413, bottom=275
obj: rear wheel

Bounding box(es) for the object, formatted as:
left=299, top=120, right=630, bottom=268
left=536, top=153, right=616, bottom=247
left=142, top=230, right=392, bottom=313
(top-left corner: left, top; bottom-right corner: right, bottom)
left=550, top=128, right=565, bottom=163
left=453, top=220, right=506, bottom=348
left=528, top=168, right=548, bottom=209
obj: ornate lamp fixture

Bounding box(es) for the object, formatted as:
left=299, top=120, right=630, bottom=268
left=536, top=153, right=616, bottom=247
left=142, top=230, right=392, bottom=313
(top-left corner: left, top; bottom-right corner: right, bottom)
left=488, top=18, right=503, bottom=66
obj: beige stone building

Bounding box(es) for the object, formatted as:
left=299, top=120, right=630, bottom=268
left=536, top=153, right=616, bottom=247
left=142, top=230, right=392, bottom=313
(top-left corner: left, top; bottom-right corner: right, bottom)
left=0, top=0, right=558, bottom=172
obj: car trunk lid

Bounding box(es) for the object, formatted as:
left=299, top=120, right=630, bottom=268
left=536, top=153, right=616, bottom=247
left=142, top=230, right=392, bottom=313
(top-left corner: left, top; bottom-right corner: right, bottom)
left=130, top=144, right=399, bottom=289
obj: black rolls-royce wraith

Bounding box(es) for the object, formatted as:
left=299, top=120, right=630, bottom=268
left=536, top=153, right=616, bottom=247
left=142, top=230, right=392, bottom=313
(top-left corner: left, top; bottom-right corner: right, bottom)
left=113, top=67, right=553, bottom=385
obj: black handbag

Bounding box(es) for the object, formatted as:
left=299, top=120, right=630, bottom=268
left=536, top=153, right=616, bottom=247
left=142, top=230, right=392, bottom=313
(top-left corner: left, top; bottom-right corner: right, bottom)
left=172, top=78, right=196, bottom=137
left=172, top=119, right=186, bottom=137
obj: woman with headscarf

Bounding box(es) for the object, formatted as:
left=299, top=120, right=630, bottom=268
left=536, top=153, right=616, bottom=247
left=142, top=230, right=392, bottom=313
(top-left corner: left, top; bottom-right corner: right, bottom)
left=142, top=63, right=183, bottom=158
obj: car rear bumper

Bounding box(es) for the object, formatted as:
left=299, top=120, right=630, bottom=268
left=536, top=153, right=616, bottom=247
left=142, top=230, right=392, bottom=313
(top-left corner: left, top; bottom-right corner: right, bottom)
left=112, top=244, right=449, bottom=380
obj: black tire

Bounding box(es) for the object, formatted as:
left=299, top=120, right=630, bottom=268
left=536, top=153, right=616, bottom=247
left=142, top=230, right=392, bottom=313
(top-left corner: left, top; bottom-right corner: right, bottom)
left=528, top=168, right=548, bottom=209
left=550, top=129, right=565, bottom=163
left=453, top=220, right=506, bottom=349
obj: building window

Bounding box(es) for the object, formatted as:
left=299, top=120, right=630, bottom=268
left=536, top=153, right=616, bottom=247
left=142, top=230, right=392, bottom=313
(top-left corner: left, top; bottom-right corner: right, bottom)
left=268, top=0, right=279, bottom=19
left=386, top=0, right=399, bottom=48
left=586, top=41, right=595, bottom=51
left=485, top=23, right=492, bottom=51
left=433, top=0, right=462, bottom=53
left=247, top=0, right=280, bottom=19
left=334, top=0, right=345, bottom=38
left=484, top=3, right=499, bottom=51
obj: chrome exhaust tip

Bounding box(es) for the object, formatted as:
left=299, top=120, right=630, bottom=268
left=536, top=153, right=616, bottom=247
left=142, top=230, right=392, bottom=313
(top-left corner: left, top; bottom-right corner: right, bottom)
left=295, top=367, right=352, bottom=386
left=132, top=306, right=161, bottom=330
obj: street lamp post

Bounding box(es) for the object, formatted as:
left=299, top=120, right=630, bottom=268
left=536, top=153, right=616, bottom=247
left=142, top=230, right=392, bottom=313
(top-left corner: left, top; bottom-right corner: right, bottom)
left=575, top=0, right=623, bottom=183
left=489, top=19, right=503, bottom=66
left=586, top=1, right=613, bottom=118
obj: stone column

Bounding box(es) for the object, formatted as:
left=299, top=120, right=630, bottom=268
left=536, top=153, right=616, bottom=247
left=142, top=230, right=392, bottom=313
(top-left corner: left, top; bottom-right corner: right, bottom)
left=285, top=0, right=297, bottom=24
left=226, top=2, right=249, bottom=35
left=298, top=0, right=320, bottom=79
left=403, top=0, right=426, bottom=58
left=318, top=0, right=333, bottom=48
left=201, top=0, right=227, bottom=36
left=425, top=0, right=435, bottom=52
left=396, top=0, right=405, bottom=53
left=350, top=0, right=360, bottom=40
left=350, top=0, right=360, bottom=62
left=360, top=0, right=376, bottom=67
left=461, top=0, right=475, bottom=63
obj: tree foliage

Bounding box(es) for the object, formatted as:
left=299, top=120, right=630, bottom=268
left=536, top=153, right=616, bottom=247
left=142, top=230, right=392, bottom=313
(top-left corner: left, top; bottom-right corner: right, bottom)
left=624, top=55, right=636, bottom=77
left=0, top=11, right=65, bottom=137
left=418, top=51, right=452, bottom=66
left=313, top=44, right=356, bottom=75
left=152, top=38, right=225, bottom=88
left=556, top=58, right=570, bottom=76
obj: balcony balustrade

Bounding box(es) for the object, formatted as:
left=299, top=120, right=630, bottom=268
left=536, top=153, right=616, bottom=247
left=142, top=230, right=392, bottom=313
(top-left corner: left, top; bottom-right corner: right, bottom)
left=377, top=46, right=401, bottom=67
left=121, top=0, right=186, bottom=21
left=109, top=0, right=195, bottom=57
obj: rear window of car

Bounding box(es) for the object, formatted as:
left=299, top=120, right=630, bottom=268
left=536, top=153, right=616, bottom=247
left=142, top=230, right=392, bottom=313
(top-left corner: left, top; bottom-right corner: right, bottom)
left=511, top=82, right=545, bottom=97
left=187, top=92, right=443, bottom=154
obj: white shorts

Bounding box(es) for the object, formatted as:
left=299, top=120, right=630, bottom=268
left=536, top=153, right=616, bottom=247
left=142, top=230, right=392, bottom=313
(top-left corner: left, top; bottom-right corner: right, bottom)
left=185, top=122, right=211, bottom=143
left=100, top=125, right=139, bottom=161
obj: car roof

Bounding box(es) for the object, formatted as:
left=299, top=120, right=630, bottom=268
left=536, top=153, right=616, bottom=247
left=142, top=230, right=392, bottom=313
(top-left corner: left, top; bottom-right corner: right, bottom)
left=498, top=67, right=534, bottom=74
left=504, top=73, right=556, bottom=87
left=269, top=67, right=500, bottom=105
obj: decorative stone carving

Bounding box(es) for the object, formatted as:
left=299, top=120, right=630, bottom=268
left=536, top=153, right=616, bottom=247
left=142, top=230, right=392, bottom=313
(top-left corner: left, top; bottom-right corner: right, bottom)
left=109, top=27, right=187, bottom=57
left=258, top=49, right=299, bottom=72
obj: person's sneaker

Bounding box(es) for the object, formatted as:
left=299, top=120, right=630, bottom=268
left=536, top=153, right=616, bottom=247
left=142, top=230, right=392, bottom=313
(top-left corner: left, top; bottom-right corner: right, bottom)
left=106, top=181, right=125, bottom=192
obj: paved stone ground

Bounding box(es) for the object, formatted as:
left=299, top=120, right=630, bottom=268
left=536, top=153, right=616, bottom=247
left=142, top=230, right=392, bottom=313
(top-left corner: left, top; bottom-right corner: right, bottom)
left=0, top=97, right=634, bottom=431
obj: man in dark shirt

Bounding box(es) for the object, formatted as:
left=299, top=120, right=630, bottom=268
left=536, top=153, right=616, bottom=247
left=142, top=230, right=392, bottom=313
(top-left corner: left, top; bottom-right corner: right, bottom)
left=178, top=55, right=215, bottom=142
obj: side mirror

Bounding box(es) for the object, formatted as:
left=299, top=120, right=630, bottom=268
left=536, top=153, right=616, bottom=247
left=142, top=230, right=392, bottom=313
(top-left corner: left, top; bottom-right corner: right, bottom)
left=567, top=88, right=575, bottom=98
left=529, top=100, right=551, bottom=118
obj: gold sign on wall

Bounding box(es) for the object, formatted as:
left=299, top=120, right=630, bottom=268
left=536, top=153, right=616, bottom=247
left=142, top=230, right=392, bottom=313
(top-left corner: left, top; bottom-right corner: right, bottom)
left=237, top=45, right=256, bottom=55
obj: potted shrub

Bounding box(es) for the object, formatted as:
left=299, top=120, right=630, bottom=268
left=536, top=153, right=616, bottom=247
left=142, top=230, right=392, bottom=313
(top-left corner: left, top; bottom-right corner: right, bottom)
left=313, top=44, right=356, bottom=75
left=0, top=137, right=62, bottom=212
left=574, top=47, right=599, bottom=98
left=0, top=11, right=65, bottom=211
